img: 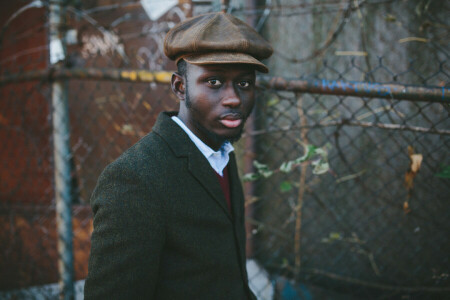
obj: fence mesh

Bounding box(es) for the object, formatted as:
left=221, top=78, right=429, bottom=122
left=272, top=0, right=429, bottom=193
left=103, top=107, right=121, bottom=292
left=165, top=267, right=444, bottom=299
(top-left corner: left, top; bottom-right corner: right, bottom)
left=0, top=0, right=449, bottom=299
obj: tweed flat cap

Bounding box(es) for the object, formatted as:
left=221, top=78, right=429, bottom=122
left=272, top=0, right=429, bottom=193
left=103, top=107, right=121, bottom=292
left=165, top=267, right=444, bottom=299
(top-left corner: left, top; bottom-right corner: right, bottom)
left=164, top=12, right=273, bottom=73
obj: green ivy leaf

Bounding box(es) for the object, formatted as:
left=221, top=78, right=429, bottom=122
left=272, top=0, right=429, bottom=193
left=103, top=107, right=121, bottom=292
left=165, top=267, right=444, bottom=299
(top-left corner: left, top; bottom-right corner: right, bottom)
left=267, top=97, right=280, bottom=107
left=314, top=147, right=327, bottom=157
left=253, top=160, right=273, bottom=178
left=280, top=181, right=293, bottom=192
left=253, top=160, right=269, bottom=171
left=329, top=232, right=342, bottom=240
left=280, top=161, right=294, bottom=173
left=242, top=173, right=260, bottom=182
left=436, top=165, right=450, bottom=179
left=312, top=159, right=330, bottom=175
left=293, top=143, right=317, bottom=164
left=260, top=170, right=273, bottom=178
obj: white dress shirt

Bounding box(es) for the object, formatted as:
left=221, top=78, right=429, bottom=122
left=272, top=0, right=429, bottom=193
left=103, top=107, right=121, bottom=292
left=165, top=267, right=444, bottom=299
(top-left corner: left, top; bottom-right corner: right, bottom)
left=171, top=116, right=234, bottom=176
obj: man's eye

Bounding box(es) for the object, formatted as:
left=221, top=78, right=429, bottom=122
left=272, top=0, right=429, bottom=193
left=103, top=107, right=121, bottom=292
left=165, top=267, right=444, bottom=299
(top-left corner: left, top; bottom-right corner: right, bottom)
left=238, top=81, right=251, bottom=88
left=207, top=79, right=222, bottom=86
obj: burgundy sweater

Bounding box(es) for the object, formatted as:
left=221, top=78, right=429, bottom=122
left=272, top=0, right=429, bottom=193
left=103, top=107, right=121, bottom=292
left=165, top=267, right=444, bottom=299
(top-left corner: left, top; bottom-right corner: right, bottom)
left=214, top=165, right=231, bottom=212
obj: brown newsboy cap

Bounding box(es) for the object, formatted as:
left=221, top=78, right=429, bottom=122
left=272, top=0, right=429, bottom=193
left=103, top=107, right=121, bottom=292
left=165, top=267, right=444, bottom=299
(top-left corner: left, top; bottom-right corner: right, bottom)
left=164, top=12, right=273, bottom=73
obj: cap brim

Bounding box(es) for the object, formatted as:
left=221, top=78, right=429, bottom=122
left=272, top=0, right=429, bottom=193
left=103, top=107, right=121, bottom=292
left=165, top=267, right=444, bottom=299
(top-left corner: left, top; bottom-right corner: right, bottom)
left=181, top=52, right=269, bottom=73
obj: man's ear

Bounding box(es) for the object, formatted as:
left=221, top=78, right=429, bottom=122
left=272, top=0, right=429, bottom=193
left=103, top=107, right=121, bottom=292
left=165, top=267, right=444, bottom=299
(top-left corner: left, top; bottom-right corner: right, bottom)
left=171, top=72, right=185, bottom=100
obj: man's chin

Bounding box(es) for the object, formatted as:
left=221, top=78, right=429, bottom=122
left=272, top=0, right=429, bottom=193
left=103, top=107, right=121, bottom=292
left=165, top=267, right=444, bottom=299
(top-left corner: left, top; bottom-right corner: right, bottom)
left=194, top=119, right=245, bottom=147
left=203, top=128, right=244, bottom=146
left=222, top=127, right=244, bottom=144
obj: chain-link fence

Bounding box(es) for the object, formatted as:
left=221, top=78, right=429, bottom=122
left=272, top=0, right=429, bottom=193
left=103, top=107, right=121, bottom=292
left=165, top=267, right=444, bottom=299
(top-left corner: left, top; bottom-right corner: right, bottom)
left=1, top=0, right=449, bottom=299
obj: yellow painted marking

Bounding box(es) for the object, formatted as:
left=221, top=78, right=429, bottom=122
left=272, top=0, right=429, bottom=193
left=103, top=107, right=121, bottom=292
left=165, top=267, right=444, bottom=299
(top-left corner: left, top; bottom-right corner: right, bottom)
left=137, top=71, right=154, bottom=81
left=155, top=71, right=172, bottom=83
left=121, top=71, right=137, bottom=81
left=120, top=70, right=172, bottom=83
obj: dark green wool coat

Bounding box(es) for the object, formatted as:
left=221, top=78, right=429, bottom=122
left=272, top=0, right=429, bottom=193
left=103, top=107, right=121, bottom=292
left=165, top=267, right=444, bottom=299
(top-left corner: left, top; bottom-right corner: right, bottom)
left=84, top=112, right=256, bottom=300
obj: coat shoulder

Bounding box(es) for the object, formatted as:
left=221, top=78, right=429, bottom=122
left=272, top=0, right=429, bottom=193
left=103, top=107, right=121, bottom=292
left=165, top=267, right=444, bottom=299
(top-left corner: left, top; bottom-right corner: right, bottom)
left=106, top=132, right=174, bottom=177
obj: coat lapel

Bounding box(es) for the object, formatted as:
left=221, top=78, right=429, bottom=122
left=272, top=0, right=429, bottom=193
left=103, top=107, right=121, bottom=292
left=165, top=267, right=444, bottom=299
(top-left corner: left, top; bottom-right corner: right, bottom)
left=153, top=112, right=233, bottom=221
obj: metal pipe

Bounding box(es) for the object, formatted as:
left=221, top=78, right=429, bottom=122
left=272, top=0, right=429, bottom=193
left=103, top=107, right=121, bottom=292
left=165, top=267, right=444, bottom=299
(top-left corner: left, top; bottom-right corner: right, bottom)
left=0, top=68, right=173, bottom=85
left=49, top=0, right=75, bottom=299
left=52, top=81, right=75, bottom=300
left=1, top=68, right=448, bottom=103
left=257, top=75, right=450, bottom=103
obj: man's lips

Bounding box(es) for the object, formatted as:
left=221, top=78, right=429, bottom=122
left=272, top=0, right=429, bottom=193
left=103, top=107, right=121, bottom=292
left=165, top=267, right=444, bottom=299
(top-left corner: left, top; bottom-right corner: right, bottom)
left=219, top=113, right=243, bottom=128
left=220, top=119, right=242, bottom=128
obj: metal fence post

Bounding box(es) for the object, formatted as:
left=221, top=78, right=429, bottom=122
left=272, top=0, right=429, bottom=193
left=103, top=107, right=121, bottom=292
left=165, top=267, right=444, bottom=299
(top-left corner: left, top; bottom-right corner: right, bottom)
left=49, top=0, right=75, bottom=299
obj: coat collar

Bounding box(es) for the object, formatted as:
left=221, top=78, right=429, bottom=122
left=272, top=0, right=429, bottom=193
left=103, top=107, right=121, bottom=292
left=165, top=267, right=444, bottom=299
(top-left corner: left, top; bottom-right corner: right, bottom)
left=152, top=111, right=191, bottom=158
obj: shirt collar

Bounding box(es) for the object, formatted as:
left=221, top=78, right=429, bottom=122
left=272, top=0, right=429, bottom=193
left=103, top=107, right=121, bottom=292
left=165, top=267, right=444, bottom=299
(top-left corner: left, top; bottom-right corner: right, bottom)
left=171, top=116, right=234, bottom=176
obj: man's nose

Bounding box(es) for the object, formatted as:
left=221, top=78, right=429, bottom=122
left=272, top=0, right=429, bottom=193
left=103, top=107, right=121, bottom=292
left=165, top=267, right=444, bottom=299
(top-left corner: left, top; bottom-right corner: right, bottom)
left=222, top=85, right=241, bottom=108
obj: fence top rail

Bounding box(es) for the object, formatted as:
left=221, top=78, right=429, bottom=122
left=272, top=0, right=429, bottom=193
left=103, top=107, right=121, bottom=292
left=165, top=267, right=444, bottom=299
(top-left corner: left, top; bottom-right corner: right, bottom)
left=257, top=76, right=449, bottom=103
left=0, top=67, right=448, bottom=103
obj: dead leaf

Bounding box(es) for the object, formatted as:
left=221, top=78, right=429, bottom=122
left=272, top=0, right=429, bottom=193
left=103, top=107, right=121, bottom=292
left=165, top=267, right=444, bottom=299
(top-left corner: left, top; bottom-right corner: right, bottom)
left=406, top=146, right=423, bottom=177
left=410, top=154, right=423, bottom=173
left=403, top=146, right=423, bottom=213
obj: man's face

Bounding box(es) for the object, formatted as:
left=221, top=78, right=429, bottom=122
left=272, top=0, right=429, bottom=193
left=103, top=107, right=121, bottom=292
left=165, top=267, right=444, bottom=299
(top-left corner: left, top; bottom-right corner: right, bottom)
left=175, top=63, right=256, bottom=150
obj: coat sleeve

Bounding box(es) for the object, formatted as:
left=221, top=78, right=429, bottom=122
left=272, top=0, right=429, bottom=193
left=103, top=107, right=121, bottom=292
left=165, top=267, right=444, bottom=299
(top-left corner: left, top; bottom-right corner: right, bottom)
left=84, top=160, right=165, bottom=299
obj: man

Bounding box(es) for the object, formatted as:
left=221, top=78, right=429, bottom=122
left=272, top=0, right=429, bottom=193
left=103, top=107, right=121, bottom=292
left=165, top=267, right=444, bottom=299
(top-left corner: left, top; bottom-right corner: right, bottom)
left=84, top=12, right=272, bottom=299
